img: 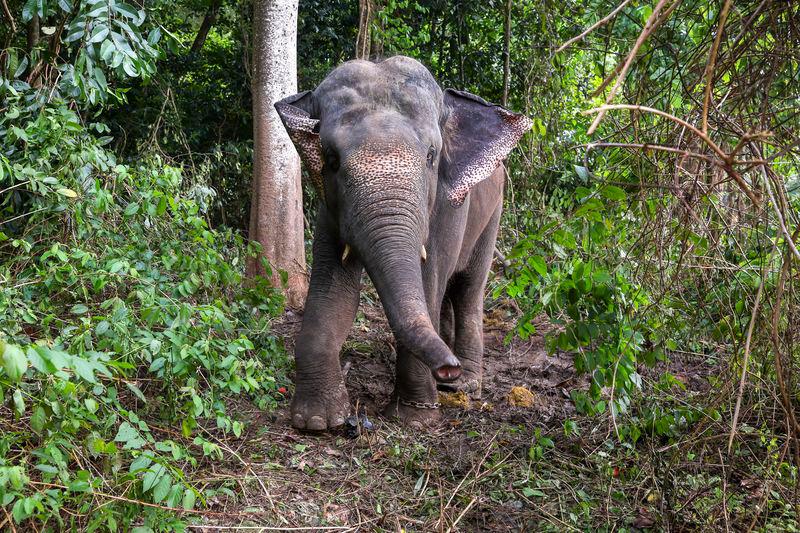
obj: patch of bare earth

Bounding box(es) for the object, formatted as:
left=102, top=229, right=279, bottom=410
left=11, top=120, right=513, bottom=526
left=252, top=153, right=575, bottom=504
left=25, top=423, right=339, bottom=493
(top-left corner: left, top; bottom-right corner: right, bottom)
left=188, top=298, right=728, bottom=531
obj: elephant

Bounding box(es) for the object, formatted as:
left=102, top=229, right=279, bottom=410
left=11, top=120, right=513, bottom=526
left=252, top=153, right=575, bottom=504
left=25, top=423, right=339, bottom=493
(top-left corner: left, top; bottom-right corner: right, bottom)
left=274, top=55, right=531, bottom=430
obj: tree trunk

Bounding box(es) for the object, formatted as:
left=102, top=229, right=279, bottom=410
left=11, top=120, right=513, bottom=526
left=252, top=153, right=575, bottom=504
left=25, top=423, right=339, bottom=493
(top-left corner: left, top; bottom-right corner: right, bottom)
left=501, top=0, right=511, bottom=106
left=248, top=0, right=308, bottom=308
left=190, top=0, right=221, bottom=55
left=355, top=0, right=373, bottom=59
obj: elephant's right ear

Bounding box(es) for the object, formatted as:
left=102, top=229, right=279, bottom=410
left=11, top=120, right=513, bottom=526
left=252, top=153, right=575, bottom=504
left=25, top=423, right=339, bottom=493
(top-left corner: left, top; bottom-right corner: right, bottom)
left=274, top=91, right=324, bottom=197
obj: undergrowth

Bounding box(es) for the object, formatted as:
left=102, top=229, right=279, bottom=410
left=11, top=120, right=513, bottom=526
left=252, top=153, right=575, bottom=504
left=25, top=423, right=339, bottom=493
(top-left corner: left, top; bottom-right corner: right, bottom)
left=0, top=90, right=289, bottom=529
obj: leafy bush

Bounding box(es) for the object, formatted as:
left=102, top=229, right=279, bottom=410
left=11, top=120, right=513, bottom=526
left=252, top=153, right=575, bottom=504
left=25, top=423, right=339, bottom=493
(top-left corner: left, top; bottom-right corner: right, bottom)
left=0, top=91, right=287, bottom=528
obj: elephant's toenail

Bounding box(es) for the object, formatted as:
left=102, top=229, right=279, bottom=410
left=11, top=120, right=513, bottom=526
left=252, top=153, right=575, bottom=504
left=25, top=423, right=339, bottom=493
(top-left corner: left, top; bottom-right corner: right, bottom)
left=292, top=413, right=306, bottom=429
left=331, top=415, right=345, bottom=427
left=306, top=415, right=326, bottom=431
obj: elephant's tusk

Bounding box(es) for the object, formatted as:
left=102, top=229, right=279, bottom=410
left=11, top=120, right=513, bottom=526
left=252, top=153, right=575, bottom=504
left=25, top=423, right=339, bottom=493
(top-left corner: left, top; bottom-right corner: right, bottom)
left=341, top=244, right=351, bottom=264
left=421, top=245, right=427, bottom=262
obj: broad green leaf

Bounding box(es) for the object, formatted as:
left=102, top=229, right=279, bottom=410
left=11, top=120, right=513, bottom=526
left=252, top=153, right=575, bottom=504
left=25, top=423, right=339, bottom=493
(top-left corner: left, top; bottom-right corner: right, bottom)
left=124, top=202, right=140, bottom=216
left=182, top=488, right=196, bottom=510
left=152, top=475, right=172, bottom=503
left=72, top=357, right=97, bottom=383
left=71, top=304, right=89, bottom=315
left=31, top=405, right=47, bottom=433
left=56, top=188, right=78, bottom=198
left=22, top=0, right=37, bottom=21
left=125, top=381, right=147, bottom=402
left=89, top=26, right=110, bottom=44
left=600, top=185, right=626, bottom=201
left=529, top=255, right=547, bottom=277
left=142, top=464, right=166, bottom=492
left=3, top=343, right=28, bottom=382
left=100, top=39, right=115, bottom=61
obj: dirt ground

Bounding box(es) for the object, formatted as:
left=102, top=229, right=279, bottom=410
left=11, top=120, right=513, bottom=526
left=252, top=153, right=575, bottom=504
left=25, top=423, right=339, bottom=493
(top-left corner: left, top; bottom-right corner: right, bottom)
left=186, top=296, right=772, bottom=532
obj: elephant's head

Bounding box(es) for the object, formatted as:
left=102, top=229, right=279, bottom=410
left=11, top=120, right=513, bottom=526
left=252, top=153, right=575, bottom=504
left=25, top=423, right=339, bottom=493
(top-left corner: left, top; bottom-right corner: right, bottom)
left=275, top=56, right=531, bottom=382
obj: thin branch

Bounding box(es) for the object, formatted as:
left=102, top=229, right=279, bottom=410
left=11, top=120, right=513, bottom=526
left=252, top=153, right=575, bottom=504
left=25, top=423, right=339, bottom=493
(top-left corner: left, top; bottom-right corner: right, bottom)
left=701, top=0, right=734, bottom=134
left=587, top=0, right=678, bottom=134
left=760, top=164, right=800, bottom=262
left=583, top=104, right=761, bottom=204
left=0, top=0, right=15, bottom=33
left=586, top=141, right=717, bottom=164
left=728, top=268, right=766, bottom=454
left=555, top=0, right=631, bottom=54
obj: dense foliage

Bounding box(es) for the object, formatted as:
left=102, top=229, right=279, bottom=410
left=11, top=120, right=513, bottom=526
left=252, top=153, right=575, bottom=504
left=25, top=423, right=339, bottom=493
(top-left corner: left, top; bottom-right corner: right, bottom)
left=1, top=0, right=798, bottom=529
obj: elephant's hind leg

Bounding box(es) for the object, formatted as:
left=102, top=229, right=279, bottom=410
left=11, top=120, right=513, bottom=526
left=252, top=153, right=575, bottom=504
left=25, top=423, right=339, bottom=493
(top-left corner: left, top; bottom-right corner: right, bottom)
left=292, top=215, right=362, bottom=431
left=450, top=204, right=502, bottom=399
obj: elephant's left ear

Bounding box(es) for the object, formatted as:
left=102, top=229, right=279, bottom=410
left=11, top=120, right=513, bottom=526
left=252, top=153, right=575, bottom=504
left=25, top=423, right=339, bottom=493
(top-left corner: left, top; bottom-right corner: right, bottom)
left=441, top=89, right=532, bottom=207
left=274, top=91, right=325, bottom=198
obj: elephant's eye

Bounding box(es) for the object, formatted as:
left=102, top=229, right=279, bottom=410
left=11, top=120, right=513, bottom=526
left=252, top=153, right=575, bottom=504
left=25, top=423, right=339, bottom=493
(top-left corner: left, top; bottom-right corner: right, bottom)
left=427, top=146, right=436, bottom=167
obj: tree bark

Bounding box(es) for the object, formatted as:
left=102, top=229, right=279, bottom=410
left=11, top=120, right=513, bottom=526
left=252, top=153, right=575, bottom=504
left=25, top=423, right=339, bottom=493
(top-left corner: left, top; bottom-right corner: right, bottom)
left=26, top=13, right=39, bottom=52
left=248, top=0, right=308, bottom=308
left=355, top=0, right=373, bottom=59
left=501, top=0, right=511, bottom=106
left=190, top=0, right=221, bottom=55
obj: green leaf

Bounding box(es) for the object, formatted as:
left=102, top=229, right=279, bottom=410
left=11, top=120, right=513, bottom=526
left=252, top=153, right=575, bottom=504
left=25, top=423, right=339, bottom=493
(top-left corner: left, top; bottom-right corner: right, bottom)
left=56, top=188, right=78, bottom=198
left=72, top=358, right=97, bottom=383
left=574, top=165, right=591, bottom=182
left=124, top=202, right=140, bottom=216
left=152, top=475, right=172, bottom=503
left=12, top=388, right=25, bottom=415
left=68, top=478, right=91, bottom=493
left=182, top=488, right=196, bottom=510
left=529, top=255, right=547, bottom=277
left=522, top=487, right=545, bottom=497
left=71, top=304, right=89, bottom=315
left=3, top=343, right=28, bottom=382
left=114, top=422, right=146, bottom=449
left=89, top=26, right=110, bottom=43
left=100, top=39, right=115, bottom=61
left=31, top=405, right=47, bottom=433
left=142, top=464, right=166, bottom=492
left=600, top=185, right=626, bottom=201
left=95, top=320, right=110, bottom=335
left=22, top=0, right=37, bottom=21
left=156, top=195, right=167, bottom=216
left=114, top=2, right=141, bottom=19
left=125, top=381, right=147, bottom=402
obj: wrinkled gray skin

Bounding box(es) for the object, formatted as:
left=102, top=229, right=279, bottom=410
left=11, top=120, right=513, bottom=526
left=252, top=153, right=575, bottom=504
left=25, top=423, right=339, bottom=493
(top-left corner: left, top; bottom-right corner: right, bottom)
left=275, top=56, right=531, bottom=430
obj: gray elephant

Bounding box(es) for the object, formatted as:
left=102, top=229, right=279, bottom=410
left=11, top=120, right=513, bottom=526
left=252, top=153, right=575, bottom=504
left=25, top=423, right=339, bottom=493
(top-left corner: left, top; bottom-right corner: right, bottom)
left=274, top=56, right=531, bottom=430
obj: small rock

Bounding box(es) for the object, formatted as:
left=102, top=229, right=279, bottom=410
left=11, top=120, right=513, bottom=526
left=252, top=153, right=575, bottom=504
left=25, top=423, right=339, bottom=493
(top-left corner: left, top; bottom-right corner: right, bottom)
left=507, top=386, right=536, bottom=407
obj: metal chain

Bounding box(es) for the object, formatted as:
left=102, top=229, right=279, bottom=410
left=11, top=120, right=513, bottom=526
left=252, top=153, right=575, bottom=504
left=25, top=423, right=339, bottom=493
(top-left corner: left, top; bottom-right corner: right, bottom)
left=399, top=398, right=441, bottom=410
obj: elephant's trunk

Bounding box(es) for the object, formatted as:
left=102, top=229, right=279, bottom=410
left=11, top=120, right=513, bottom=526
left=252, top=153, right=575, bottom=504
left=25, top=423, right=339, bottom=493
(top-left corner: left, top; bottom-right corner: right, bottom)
left=353, top=200, right=461, bottom=383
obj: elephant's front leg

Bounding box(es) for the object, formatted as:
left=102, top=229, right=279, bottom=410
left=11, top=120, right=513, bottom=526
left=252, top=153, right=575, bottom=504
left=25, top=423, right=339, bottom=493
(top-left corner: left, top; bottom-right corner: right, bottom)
left=291, top=217, right=362, bottom=431
left=384, top=272, right=445, bottom=428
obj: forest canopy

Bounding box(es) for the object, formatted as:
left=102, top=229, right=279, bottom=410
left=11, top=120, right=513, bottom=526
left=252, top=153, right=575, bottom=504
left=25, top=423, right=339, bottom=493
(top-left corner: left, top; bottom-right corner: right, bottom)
left=0, top=0, right=799, bottom=530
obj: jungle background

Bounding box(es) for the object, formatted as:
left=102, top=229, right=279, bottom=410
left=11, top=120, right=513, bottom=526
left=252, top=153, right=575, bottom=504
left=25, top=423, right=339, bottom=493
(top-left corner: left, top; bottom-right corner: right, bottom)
left=1, top=0, right=799, bottom=530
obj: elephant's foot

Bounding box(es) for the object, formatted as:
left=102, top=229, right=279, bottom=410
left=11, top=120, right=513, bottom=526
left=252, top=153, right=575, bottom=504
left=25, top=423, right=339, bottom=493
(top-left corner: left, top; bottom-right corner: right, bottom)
left=383, top=396, right=441, bottom=430
left=291, top=377, right=350, bottom=431
left=438, top=367, right=482, bottom=400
